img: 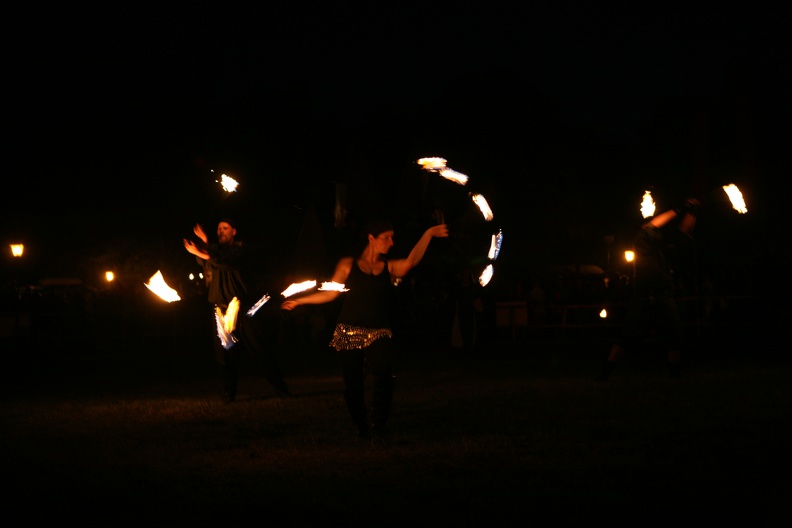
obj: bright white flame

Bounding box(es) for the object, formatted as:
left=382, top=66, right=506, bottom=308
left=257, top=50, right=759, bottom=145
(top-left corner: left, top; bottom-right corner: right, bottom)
left=417, top=157, right=447, bottom=171
left=479, top=264, right=494, bottom=287
left=145, top=271, right=181, bottom=302
left=640, top=190, right=656, bottom=218
left=319, top=282, right=349, bottom=292
left=471, top=194, right=494, bottom=221
left=600, top=308, right=607, bottom=319
left=439, top=168, right=469, bottom=185
left=218, top=174, right=239, bottom=193
left=10, top=244, right=23, bottom=257
left=722, top=184, right=747, bottom=213
left=247, top=294, right=271, bottom=317
left=105, top=271, right=115, bottom=282
left=488, top=229, right=503, bottom=260
left=281, top=280, right=317, bottom=298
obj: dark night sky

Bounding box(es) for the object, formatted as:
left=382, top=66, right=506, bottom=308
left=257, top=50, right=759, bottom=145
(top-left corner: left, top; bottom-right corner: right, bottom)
left=4, top=3, right=790, bottom=288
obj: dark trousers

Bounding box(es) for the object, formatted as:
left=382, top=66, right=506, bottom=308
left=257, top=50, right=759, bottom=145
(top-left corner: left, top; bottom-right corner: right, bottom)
left=213, top=307, right=288, bottom=397
left=616, top=292, right=684, bottom=351
left=336, top=338, right=396, bottom=433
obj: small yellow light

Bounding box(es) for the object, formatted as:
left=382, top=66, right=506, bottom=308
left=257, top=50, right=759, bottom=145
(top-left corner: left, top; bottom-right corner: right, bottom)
left=624, top=250, right=635, bottom=263
left=10, top=244, right=24, bottom=257
left=105, top=271, right=115, bottom=282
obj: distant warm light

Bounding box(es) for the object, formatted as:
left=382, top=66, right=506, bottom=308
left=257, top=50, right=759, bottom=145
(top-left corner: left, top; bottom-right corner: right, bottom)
left=471, top=194, right=494, bottom=221
left=218, top=173, right=239, bottom=193
left=600, top=308, right=607, bottom=319
left=722, top=183, right=747, bottom=214
left=479, top=264, right=494, bottom=287
left=145, top=270, right=181, bottom=302
left=640, top=190, right=656, bottom=218
left=488, top=229, right=503, bottom=260
left=105, top=271, right=115, bottom=282
left=10, top=244, right=24, bottom=257
left=282, top=280, right=317, bottom=298
left=624, top=250, right=635, bottom=263
left=189, top=273, right=195, bottom=281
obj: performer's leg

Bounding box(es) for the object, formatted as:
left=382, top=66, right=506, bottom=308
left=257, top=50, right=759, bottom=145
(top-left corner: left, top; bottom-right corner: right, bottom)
left=366, top=338, right=396, bottom=432
left=337, top=348, right=368, bottom=436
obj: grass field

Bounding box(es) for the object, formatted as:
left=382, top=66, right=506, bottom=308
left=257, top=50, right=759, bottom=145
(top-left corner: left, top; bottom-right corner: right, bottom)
left=2, top=320, right=790, bottom=526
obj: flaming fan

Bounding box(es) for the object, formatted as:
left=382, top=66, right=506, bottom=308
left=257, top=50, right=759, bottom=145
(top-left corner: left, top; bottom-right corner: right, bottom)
left=417, top=156, right=503, bottom=287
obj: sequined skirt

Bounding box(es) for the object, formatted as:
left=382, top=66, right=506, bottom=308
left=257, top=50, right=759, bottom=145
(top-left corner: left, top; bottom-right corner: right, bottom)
left=329, top=323, right=392, bottom=351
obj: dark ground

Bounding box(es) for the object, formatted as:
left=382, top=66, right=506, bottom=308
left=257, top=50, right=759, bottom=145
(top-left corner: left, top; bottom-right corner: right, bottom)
left=1, top=304, right=790, bottom=527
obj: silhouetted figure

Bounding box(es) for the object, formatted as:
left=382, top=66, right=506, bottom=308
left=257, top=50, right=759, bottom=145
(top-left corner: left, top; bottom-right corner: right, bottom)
left=282, top=218, right=448, bottom=441
left=184, top=218, right=291, bottom=402
left=597, top=198, right=699, bottom=380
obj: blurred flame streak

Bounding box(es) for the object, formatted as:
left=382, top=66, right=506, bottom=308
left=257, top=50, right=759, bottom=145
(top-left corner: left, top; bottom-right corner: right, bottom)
left=417, top=157, right=447, bottom=171
left=247, top=294, right=271, bottom=317
left=145, top=271, right=181, bottom=302
left=319, top=282, right=349, bottom=292
left=282, top=280, right=317, bottom=298
left=439, top=168, right=469, bottom=185
left=640, top=190, right=656, bottom=218
left=479, top=264, right=494, bottom=287
left=722, top=184, right=747, bottom=213
left=471, top=194, right=494, bottom=221
left=488, top=229, right=503, bottom=260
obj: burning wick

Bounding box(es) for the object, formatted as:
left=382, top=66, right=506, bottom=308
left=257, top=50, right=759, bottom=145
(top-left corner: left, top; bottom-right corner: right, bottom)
left=145, top=271, right=181, bottom=302
left=319, top=282, right=349, bottom=292
left=479, top=264, right=494, bottom=287
left=722, top=184, right=747, bottom=213
left=640, top=190, right=656, bottom=219
left=471, top=193, right=494, bottom=221
left=417, top=157, right=468, bottom=185
left=282, top=280, right=317, bottom=298
left=217, top=173, right=239, bottom=193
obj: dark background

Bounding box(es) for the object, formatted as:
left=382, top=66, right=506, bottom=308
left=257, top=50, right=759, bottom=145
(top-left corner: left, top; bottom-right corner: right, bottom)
left=4, top=3, right=790, bottom=294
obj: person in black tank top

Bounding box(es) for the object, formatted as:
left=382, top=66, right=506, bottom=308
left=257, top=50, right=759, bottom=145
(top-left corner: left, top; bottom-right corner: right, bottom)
left=282, top=218, right=448, bottom=441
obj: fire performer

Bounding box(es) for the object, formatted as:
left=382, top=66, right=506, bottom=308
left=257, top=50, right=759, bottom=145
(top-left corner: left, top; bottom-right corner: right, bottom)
left=281, top=219, right=449, bottom=441
left=184, top=218, right=292, bottom=402
left=596, top=198, right=700, bottom=381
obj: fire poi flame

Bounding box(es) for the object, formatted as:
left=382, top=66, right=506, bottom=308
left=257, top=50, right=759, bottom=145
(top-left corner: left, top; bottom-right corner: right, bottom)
left=218, top=173, right=239, bottom=193
left=471, top=193, right=494, bottom=221
left=479, top=264, right=494, bottom=287
left=722, top=183, right=747, bottom=213
left=417, top=157, right=468, bottom=185
left=640, top=190, right=656, bottom=219
left=488, top=229, right=503, bottom=260
left=417, top=157, right=447, bottom=171
left=215, top=297, right=240, bottom=350
left=281, top=280, right=317, bottom=298
left=145, top=270, right=181, bottom=302
left=319, top=282, right=349, bottom=292
left=246, top=294, right=271, bottom=317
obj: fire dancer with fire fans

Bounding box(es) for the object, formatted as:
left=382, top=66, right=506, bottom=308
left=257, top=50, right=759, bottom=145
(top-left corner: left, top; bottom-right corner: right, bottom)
left=282, top=218, right=448, bottom=441
left=597, top=198, right=700, bottom=381
left=183, top=218, right=292, bottom=402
